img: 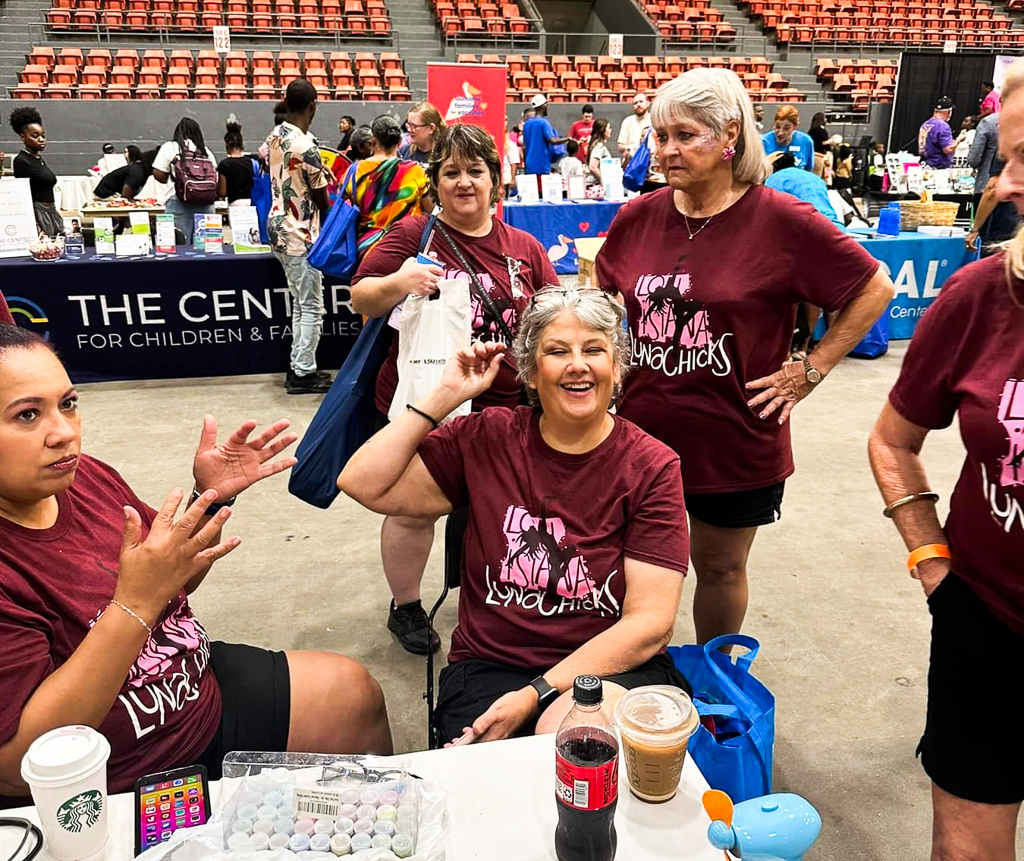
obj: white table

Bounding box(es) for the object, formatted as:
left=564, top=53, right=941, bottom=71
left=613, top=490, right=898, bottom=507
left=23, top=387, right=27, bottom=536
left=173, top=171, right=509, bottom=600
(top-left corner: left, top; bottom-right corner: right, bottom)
left=1, top=735, right=720, bottom=861
left=56, top=176, right=173, bottom=213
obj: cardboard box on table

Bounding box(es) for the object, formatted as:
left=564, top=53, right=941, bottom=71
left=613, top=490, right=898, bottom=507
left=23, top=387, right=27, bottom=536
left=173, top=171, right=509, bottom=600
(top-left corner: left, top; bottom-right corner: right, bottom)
left=575, top=237, right=606, bottom=286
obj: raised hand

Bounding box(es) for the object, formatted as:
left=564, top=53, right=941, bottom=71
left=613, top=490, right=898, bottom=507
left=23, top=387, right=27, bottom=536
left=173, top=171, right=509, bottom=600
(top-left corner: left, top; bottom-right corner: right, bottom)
left=114, top=488, right=240, bottom=625
left=745, top=361, right=816, bottom=425
left=436, top=341, right=506, bottom=407
left=192, top=414, right=298, bottom=502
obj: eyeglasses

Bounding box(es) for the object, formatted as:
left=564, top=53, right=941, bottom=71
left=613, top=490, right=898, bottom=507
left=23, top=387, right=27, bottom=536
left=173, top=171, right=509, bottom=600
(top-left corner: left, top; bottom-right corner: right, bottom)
left=406, top=122, right=430, bottom=131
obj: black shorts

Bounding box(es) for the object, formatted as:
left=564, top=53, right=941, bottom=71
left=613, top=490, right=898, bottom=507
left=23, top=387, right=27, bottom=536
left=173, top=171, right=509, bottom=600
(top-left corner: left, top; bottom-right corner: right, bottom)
left=918, top=573, right=1024, bottom=804
left=434, top=653, right=691, bottom=746
left=193, top=642, right=291, bottom=780
left=685, top=480, right=785, bottom=529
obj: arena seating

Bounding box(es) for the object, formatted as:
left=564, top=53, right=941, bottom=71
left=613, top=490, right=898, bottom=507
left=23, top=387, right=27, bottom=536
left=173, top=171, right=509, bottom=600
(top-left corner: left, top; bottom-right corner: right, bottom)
left=816, top=57, right=897, bottom=109
left=639, top=0, right=738, bottom=44
left=45, top=0, right=391, bottom=37
left=431, top=0, right=533, bottom=36
left=739, top=0, right=1023, bottom=45
left=13, top=47, right=409, bottom=99
left=453, top=53, right=805, bottom=102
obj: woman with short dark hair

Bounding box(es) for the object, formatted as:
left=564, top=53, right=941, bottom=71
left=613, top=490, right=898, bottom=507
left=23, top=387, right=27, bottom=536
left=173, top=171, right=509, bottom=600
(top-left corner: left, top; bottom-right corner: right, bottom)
left=350, top=123, right=559, bottom=655
left=0, top=324, right=392, bottom=807
left=340, top=287, right=690, bottom=744
left=9, top=107, right=62, bottom=238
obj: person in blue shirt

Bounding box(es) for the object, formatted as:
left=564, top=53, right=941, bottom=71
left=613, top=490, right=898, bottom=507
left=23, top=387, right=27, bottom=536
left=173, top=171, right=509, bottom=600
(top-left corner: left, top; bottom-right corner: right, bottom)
left=761, top=106, right=814, bottom=170
left=764, top=152, right=843, bottom=228
left=522, top=94, right=568, bottom=178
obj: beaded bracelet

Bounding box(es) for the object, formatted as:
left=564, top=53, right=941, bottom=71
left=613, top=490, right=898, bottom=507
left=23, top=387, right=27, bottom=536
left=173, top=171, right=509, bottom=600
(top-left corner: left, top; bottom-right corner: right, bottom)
left=107, top=600, right=153, bottom=636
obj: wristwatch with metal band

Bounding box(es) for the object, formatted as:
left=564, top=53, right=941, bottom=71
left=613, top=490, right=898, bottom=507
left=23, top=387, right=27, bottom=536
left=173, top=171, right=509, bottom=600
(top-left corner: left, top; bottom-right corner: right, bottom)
left=802, top=356, right=823, bottom=385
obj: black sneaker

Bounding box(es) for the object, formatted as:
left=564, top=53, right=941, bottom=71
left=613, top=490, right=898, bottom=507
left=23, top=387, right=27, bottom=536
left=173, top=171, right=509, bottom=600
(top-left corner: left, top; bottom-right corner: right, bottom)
left=285, top=370, right=332, bottom=388
left=286, top=372, right=332, bottom=394
left=387, top=600, right=441, bottom=655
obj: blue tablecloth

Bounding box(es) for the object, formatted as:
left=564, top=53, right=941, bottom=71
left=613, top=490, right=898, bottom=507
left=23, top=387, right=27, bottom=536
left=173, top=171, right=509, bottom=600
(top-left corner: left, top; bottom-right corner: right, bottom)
left=0, top=248, right=362, bottom=382
left=502, top=200, right=624, bottom=275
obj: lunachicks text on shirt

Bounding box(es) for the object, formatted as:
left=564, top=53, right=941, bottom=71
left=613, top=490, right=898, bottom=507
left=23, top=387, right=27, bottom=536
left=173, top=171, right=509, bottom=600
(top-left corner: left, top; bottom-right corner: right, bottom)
left=630, top=271, right=733, bottom=378
left=983, top=377, right=1024, bottom=534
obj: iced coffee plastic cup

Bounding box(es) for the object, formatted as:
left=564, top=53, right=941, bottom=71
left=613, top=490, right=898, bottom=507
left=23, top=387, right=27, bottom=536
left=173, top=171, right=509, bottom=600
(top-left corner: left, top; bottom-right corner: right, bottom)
left=614, top=686, right=700, bottom=803
left=20, top=726, right=111, bottom=861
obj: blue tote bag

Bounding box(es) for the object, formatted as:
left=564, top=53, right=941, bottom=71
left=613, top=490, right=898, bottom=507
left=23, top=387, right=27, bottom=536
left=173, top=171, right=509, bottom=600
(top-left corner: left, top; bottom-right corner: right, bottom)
left=288, top=213, right=438, bottom=509
left=250, top=159, right=272, bottom=245
left=623, top=130, right=652, bottom=192
left=668, top=634, right=776, bottom=803
left=307, top=195, right=359, bottom=281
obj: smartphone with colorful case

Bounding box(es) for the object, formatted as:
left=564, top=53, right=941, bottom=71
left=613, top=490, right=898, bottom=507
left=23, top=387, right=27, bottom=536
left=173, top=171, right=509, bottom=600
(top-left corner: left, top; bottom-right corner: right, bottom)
left=134, top=764, right=211, bottom=856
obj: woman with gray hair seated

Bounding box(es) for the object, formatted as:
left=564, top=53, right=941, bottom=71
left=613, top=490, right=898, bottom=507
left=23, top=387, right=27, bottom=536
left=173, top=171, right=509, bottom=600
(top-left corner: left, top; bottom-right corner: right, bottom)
left=339, top=286, right=691, bottom=745
left=596, top=68, right=895, bottom=645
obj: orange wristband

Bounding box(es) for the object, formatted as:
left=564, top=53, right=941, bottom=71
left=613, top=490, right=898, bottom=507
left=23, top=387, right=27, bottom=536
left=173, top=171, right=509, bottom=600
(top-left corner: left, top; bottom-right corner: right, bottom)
left=907, top=543, right=951, bottom=572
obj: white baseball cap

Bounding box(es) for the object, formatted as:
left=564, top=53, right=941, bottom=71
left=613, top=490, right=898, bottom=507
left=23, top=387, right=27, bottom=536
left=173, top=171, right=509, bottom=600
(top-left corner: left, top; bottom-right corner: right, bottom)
left=531, top=94, right=547, bottom=108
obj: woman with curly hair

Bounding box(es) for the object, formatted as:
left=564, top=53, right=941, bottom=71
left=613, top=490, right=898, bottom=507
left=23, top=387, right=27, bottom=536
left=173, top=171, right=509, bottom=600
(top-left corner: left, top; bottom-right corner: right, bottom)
left=9, top=107, right=62, bottom=238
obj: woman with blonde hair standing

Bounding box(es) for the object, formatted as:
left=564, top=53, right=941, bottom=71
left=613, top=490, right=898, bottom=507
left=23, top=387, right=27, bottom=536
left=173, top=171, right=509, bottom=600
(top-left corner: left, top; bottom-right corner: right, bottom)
left=596, top=68, right=894, bottom=645
left=869, top=58, right=1024, bottom=861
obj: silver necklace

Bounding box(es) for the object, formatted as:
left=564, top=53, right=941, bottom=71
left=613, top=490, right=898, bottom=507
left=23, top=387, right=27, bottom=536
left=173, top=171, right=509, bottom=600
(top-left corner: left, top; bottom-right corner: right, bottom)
left=682, top=212, right=713, bottom=241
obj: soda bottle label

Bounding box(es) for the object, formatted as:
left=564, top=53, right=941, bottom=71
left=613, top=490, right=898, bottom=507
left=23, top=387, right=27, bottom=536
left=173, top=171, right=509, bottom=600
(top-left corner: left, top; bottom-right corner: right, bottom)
left=555, top=752, right=618, bottom=811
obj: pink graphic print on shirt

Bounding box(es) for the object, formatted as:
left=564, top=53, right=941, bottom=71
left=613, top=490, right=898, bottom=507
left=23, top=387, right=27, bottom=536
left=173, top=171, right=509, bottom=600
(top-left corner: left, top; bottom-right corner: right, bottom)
left=125, top=600, right=209, bottom=689
left=499, top=505, right=597, bottom=599
left=634, top=272, right=710, bottom=349
left=997, top=378, right=1024, bottom=487
left=440, top=265, right=518, bottom=342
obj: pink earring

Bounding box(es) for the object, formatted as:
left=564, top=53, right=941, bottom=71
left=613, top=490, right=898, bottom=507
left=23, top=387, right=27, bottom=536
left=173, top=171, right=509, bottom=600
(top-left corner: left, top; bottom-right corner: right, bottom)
left=722, top=145, right=736, bottom=160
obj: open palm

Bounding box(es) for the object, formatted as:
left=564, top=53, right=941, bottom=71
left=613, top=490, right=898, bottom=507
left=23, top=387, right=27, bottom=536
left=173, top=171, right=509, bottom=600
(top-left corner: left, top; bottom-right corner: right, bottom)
left=192, top=414, right=299, bottom=502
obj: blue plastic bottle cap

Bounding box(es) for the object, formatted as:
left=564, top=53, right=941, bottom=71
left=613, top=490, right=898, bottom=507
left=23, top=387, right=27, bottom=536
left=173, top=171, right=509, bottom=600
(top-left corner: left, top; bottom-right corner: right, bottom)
left=289, top=832, right=311, bottom=852
left=249, top=832, right=270, bottom=850
left=391, top=834, right=414, bottom=858
left=231, top=819, right=253, bottom=834
left=350, top=833, right=372, bottom=852
left=273, top=817, right=294, bottom=834
left=253, top=819, right=274, bottom=835
left=310, top=833, right=332, bottom=852
left=330, top=833, right=351, bottom=856
left=227, top=832, right=251, bottom=850
left=334, top=818, right=355, bottom=836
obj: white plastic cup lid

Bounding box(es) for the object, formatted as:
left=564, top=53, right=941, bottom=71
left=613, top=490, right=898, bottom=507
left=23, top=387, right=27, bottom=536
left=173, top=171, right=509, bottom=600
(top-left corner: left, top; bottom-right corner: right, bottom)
left=614, top=686, right=698, bottom=741
left=21, top=726, right=110, bottom=787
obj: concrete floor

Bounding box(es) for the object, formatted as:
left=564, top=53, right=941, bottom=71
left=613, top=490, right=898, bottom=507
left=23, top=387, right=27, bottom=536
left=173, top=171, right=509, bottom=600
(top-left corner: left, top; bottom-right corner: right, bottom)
left=77, top=340, right=1023, bottom=860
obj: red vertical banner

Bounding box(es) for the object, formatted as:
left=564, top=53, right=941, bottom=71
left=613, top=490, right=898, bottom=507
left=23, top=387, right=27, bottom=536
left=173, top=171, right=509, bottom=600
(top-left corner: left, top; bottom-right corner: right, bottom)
left=427, top=63, right=509, bottom=213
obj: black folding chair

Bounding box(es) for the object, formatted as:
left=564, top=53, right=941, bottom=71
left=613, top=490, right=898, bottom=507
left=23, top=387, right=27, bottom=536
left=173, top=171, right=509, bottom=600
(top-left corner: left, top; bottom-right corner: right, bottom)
left=425, top=507, right=468, bottom=750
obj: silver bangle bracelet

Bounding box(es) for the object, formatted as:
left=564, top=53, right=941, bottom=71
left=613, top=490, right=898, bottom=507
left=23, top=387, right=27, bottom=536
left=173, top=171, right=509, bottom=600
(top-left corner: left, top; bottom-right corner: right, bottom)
left=883, top=491, right=939, bottom=519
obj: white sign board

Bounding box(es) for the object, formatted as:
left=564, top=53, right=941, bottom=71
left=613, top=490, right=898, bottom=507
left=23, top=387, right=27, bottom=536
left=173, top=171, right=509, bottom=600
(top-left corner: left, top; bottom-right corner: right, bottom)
left=541, top=173, right=563, bottom=204
left=608, top=33, right=623, bottom=60
left=943, top=39, right=958, bottom=53
left=229, top=205, right=271, bottom=254
left=0, top=178, right=39, bottom=259
left=213, top=26, right=231, bottom=53
left=516, top=174, right=540, bottom=203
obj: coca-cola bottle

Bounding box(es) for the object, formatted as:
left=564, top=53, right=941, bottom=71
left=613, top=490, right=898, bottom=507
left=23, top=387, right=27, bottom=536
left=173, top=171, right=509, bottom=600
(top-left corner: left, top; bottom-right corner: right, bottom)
left=554, top=675, right=619, bottom=861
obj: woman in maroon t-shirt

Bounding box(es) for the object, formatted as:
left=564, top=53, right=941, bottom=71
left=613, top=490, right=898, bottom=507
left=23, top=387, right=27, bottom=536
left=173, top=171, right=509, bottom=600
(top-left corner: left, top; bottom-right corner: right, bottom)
left=340, top=287, right=690, bottom=745
left=868, top=60, right=1024, bottom=860
left=596, top=68, right=894, bottom=645
left=351, top=123, right=558, bottom=656
left=0, top=325, right=391, bottom=804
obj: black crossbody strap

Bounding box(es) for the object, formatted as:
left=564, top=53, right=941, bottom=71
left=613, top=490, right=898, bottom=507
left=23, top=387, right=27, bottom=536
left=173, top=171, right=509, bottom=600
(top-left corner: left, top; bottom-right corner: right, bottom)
left=433, top=221, right=516, bottom=345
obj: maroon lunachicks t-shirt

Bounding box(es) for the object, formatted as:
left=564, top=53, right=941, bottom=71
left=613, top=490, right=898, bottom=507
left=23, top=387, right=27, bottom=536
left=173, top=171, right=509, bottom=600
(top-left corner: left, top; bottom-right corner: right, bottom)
left=0, top=456, right=221, bottom=801
left=353, top=214, right=559, bottom=415
left=596, top=185, right=880, bottom=493
left=418, top=407, right=688, bottom=669
left=888, top=254, right=1024, bottom=636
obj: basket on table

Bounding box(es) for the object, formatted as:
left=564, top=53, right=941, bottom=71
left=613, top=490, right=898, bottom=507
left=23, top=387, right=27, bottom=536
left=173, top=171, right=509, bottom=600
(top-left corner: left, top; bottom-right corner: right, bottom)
left=899, top=200, right=960, bottom=231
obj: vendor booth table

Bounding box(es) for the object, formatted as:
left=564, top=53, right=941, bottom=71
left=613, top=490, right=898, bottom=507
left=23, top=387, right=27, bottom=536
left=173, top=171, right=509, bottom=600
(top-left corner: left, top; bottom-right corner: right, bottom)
left=0, top=250, right=362, bottom=383
left=502, top=200, right=624, bottom=275
left=57, top=176, right=171, bottom=213
left=0, top=735, right=722, bottom=861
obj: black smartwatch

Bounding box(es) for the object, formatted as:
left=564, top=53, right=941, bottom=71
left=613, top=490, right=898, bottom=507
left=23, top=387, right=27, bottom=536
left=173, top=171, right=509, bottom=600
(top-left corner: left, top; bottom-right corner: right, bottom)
left=529, top=676, right=559, bottom=712
left=190, top=485, right=236, bottom=517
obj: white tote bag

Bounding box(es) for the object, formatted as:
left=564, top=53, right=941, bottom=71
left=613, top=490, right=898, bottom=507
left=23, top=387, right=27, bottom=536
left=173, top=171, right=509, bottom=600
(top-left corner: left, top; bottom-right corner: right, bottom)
left=388, top=278, right=473, bottom=424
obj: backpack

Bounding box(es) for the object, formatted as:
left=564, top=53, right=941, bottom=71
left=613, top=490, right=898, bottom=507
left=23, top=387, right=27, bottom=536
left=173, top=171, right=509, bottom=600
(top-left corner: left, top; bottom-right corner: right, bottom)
left=173, top=145, right=217, bottom=204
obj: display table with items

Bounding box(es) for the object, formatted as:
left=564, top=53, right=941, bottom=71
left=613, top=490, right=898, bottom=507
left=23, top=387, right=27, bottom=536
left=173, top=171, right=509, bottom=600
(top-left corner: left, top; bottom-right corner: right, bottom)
left=0, top=248, right=362, bottom=382
left=502, top=200, right=624, bottom=276
left=57, top=176, right=171, bottom=214
left=1, top=736, right=726, bottom=861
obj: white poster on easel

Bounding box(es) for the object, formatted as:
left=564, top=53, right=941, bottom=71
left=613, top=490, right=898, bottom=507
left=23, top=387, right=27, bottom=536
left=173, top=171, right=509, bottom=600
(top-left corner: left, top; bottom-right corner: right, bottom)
left=0, top=178, right=39, bottom=259
left=516, top=174, right=540, bottom=203
left=541, top=173, right=563, bottom=204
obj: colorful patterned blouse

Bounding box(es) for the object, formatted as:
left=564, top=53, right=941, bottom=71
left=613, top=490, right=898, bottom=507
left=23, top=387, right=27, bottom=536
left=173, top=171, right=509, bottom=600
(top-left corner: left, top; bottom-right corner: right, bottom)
left=264, top=121, right=330, bottom=256
left=341, top=156, right=429, bottom=258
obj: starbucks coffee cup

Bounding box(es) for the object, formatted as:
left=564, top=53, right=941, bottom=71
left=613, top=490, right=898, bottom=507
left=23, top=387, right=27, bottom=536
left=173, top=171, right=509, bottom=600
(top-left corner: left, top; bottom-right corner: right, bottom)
left=21, top=726, right=111, bottom=861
